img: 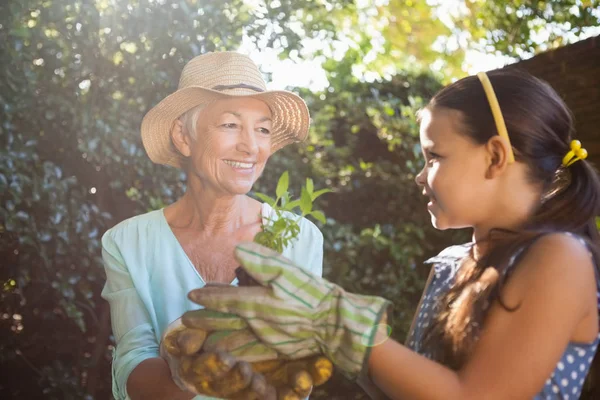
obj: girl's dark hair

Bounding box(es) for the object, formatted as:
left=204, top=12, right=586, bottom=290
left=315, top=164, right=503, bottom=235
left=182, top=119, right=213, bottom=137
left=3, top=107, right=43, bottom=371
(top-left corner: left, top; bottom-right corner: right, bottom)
left=420, top=69, right=600, bottom=385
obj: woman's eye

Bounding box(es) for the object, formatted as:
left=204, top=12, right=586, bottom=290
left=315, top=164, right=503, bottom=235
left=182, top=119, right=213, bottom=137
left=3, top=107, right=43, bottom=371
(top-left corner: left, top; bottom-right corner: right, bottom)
left=221, top=123, right=238, bottom=129
left=258, top=127, right=271, bottom=134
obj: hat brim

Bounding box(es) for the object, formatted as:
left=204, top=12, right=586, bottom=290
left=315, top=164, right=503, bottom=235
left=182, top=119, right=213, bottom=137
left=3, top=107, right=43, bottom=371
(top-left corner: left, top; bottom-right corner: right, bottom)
left=141, top=86, right=310, bottom=168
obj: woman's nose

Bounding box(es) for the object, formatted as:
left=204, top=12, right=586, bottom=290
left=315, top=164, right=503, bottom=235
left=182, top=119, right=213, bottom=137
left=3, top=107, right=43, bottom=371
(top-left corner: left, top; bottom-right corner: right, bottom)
left=237, top=127, right=259, bottom=155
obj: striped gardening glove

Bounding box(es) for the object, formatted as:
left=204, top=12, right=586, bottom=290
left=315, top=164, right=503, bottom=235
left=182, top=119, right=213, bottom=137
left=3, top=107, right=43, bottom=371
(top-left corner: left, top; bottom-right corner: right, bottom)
left=183, top=242, right=392, bottom=377
left=182, top=310, right=334, bottom=399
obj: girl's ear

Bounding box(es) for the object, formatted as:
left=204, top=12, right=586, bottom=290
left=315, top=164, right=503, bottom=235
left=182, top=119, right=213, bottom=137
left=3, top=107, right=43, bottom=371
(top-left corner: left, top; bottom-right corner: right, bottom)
left=485, top=136, right=512, bottom=179
left=170, top=120, right=192, bottom=158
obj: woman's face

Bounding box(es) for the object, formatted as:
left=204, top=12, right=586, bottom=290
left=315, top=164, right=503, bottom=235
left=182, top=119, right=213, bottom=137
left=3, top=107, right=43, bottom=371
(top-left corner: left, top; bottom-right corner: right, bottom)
left=186, top=97, right=273, bottom=196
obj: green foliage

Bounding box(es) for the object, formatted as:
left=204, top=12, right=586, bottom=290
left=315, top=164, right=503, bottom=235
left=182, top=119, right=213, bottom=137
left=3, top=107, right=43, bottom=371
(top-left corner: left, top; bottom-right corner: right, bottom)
left=457, top=0, right=600, bottom=58
left=1, top=0, right=597, bottom=398
left=1, top=115, right=112, bottom=399
left=253, top=171, right=331, bottom=253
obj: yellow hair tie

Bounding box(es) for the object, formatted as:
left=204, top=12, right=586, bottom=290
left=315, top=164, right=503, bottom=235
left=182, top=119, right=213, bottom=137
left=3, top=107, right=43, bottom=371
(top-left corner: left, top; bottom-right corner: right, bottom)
left=476, top=72, right=515, bottom=164
left=562, top=140, right=588, bottom=167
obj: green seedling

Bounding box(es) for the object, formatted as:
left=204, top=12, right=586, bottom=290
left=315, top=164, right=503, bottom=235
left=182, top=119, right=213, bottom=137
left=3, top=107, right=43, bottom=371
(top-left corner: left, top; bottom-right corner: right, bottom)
left=235, top=171, right=331, bottom=286
left=252, top=171, right=331, bottom=253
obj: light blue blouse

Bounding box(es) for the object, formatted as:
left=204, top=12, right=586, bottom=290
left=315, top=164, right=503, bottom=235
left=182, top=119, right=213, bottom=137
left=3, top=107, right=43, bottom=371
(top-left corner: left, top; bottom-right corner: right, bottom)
left=101, top=203, right=324, bottom=400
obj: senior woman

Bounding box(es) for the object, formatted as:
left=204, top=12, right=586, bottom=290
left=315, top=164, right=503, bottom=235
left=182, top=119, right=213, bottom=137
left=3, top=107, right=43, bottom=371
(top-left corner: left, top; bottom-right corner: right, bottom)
left=100, top=51, right=324, bottom=400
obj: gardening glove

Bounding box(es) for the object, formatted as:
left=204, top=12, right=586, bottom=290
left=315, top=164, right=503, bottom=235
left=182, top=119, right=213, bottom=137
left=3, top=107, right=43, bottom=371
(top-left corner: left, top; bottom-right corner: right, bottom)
left=252, top=355, right=333, bottom=399
left=161, top=314, right=333, bottom=399
left=180, top=310, right=333, bottom=398
left=184, top=242, right=392, bottom=377
left=160, top=318, right=273, bottom=399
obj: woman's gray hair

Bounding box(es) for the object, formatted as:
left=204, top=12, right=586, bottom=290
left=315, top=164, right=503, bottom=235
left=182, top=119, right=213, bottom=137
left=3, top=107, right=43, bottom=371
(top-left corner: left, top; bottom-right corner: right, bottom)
left=169, top=104, right=205, bottom=169
left=178, top=104, right=205, bottom=140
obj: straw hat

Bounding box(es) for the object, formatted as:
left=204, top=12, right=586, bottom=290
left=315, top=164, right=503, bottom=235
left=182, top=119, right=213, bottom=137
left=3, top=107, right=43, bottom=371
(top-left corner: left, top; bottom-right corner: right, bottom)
left=141, top=51, right=311, bottom=168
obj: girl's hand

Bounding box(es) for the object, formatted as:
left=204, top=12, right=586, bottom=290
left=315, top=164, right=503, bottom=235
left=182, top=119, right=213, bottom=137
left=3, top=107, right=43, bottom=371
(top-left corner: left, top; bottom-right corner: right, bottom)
left=184, top=242, right=391, bottom=376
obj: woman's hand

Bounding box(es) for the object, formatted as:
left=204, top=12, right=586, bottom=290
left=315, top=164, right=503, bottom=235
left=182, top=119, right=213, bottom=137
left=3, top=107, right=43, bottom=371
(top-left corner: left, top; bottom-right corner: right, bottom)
left=202, top=326, right=334, bottom=399
left=160, top=318, right=272, bottom=399
left=161, top=314, right=334, bottom=399
left=183, top=242, right=391, bottom=377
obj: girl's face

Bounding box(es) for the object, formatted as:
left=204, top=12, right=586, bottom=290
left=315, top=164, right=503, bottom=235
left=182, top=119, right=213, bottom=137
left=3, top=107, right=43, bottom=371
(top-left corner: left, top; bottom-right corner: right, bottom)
left=415, top=108, right=495, bottom=231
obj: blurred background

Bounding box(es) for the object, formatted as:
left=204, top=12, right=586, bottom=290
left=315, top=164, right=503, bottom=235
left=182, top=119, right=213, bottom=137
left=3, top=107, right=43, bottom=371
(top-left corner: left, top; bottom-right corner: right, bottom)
left=1, top=0, right=599, bottom=398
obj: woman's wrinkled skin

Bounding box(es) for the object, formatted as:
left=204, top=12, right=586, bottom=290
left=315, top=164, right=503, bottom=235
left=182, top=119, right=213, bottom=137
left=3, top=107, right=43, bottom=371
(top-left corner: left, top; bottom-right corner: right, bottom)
left=165, top=97, right=273, bottom=283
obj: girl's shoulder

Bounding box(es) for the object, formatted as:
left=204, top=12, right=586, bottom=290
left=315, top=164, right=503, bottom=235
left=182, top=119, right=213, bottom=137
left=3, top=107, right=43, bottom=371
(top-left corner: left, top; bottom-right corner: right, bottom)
left=528, top=232, right=591, bottom=253
left=511, top=232, right=595, bottom=277
left=500, top=232, right=597, bottom=314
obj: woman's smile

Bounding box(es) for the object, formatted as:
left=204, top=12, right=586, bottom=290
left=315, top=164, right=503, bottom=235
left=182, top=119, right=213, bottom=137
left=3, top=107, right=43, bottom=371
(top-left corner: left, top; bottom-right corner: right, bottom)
left=223, top=159, right=256, bottom=175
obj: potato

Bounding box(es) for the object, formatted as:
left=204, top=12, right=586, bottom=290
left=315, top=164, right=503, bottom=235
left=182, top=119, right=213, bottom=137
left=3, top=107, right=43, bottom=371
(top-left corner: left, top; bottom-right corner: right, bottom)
left=307, top=356, right=333, bottom=386
left=177, top=328, right=207, bottom=356
left=250, top=359, right=284, bottom=374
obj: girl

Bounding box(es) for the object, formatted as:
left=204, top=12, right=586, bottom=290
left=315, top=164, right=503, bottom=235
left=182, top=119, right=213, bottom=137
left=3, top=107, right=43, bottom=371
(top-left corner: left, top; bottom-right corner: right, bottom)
left=185, top=69, right=600, bottom=399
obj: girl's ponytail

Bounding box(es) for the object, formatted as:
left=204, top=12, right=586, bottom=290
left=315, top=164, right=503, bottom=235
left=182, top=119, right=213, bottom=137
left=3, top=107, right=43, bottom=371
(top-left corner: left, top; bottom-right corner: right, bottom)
left=534, top=159, right=600, bottom=239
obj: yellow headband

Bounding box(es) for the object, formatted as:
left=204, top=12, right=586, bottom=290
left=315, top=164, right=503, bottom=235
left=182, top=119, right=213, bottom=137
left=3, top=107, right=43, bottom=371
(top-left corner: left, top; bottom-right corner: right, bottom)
left=476, top=72, right=515, bottom=163
left=562, top=140, right=588, bottom=167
